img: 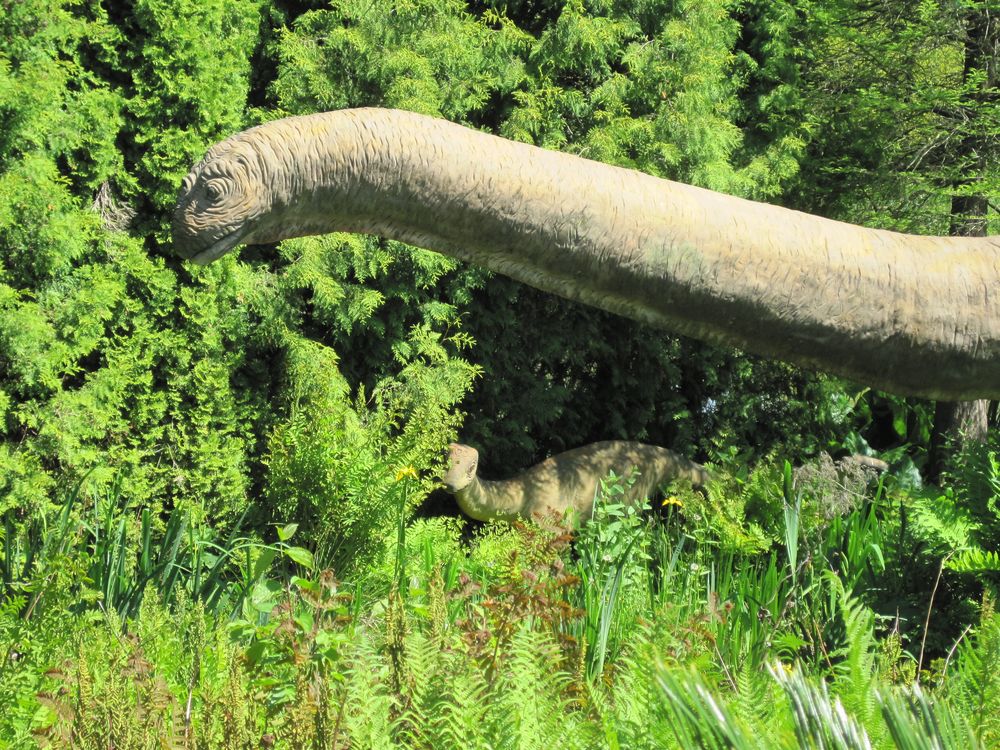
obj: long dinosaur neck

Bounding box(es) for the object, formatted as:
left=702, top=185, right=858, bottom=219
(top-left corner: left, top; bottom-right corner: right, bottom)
left=236, top=110, right=1000, bottom=399
left=453, top=476, right=525, bottom=522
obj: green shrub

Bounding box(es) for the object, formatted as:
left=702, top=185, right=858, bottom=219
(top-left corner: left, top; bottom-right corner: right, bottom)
left=264, top=326, right=476, bottom=573
left=573, top=470, right=651, bottom=679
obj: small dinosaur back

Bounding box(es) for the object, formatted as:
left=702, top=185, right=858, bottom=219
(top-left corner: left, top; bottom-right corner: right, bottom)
left=443, top=440, right=707, bottom=524
left=515, top=440, right=706, bottom=522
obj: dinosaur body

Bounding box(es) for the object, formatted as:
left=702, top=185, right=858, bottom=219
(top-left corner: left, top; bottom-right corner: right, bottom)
left=441, top=441, right=708, bottom=523
left=173, top=108, right=1000, bottom=399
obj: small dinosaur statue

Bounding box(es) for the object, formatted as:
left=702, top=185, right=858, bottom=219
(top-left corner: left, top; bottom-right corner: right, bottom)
left=441, top=441, right=708, bottom=524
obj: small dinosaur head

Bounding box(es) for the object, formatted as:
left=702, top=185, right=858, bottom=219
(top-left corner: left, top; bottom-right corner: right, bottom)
left=442, top=443, right=479, bottom=493
left=172, top=134, right=274, bottom=265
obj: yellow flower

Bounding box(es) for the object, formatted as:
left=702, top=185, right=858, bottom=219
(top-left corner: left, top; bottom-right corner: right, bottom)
left=395, top=465, right=418, bottom=482
left=661, top=495, right=683, bottom=509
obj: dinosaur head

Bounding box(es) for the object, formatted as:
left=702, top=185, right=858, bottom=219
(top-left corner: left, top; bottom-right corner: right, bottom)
left=172, top=132, right=278, bottom=265
left=442, top=443, right=479, bottom=493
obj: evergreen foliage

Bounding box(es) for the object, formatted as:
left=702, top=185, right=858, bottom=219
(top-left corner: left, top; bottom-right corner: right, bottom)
left=269, top=0, right=843, bottom=472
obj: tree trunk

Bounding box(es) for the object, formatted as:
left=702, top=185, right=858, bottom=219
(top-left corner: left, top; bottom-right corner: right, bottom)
left=930, top=399, right=990, bottom=479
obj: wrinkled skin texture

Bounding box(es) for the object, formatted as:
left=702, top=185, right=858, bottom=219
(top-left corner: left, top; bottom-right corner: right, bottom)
left=173, top=108, right=1000, bottom=399
left=441, top=441, right=707, bottom=523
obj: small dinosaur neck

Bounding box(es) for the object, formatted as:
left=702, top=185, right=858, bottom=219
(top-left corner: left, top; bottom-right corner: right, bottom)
left=453, top=476, right=525, bottom=522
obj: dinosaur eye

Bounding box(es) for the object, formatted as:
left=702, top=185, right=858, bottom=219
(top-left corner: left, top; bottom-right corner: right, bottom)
left=204, top=179, right=227, bottom=203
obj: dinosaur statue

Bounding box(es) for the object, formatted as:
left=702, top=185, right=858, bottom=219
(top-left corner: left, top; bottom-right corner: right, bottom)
left=441, top=441, right=708, bottom=523
left=173, top=108, right=1000, bottom=400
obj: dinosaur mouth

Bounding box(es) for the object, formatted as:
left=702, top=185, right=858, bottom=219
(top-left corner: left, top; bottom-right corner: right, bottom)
left=189, top=227, right=251, bottom=265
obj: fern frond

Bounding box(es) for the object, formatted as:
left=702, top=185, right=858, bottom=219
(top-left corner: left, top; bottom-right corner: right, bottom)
left=770, top=662, right=873, bottom=750
left=827, top=572, right=879, bottom=726
left=431, top=672, right=494, bottom=750
left=907, top=493, right=978, bottom=552
left=654, top=663, right=765, bottom=750
left=340, top=636, right=397, bottom=750
left=944, top=611, right=1000, bottom=746
left=877, top=684, right=979, bottom=750
left=946, top=548, right=1000, bottom=576
left=396, top=630, right=493, bottom=750
left=494, top=628, right=597, bottom=750
left=596, top=630, right=673, bottom=749
left=730, top=661, right=789, bottom=746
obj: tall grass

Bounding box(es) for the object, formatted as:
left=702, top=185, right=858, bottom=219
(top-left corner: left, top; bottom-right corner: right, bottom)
left=0, top=472, right=315, bottom=623
left=5, top=456, right=1000, bottom=747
